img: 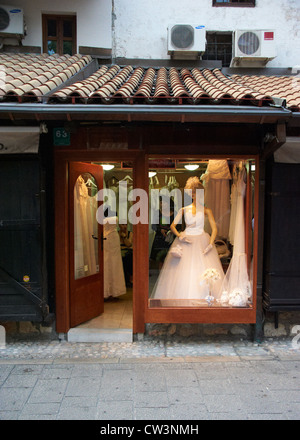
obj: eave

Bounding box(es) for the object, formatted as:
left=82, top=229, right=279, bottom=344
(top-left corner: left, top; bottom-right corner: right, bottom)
left=0, top=103, right=292, bottom=124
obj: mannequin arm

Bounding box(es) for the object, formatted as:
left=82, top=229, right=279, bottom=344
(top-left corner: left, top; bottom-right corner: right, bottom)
left=205, top=208, right=217, bottom=245
left=170, top=208, right=183, bottom=238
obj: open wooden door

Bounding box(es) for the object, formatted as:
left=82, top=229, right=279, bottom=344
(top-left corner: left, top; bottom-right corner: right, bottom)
left=69, top=162, right=103, bottom=327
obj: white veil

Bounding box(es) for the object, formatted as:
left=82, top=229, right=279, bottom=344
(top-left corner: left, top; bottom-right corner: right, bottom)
left=219, top=167, right=252, bottom=307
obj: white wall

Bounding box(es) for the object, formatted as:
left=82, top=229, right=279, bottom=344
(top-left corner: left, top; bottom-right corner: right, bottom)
left=1, top=0, right=299, bottom=67
left=113, top=0, right=300, bottom=68
left=1, top=0, right=112, bottom=50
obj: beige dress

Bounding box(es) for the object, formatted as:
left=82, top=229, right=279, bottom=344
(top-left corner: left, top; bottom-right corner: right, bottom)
left=201, top=160, right=231, bottom=239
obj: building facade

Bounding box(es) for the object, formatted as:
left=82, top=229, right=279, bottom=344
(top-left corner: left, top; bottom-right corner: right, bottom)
left=0, top=0, right=299, bottom=342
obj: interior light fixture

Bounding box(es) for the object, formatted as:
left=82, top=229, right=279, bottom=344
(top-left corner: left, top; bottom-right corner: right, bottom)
left=184, top=164, right=199, bottom=171
left=148, top=171, right=157, bottom=178
left=102, top=164, right=115, bottom=171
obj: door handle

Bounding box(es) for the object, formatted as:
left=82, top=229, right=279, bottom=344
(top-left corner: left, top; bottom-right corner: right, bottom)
left=101, top=233, right=107, bottom=251
left=92, top=235, right=98, bottom=240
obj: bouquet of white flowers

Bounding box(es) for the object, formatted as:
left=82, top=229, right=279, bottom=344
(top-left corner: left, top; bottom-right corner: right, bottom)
left=200, top=268, right=221, bottom=306
left=200, top=268, right=221, bottom=283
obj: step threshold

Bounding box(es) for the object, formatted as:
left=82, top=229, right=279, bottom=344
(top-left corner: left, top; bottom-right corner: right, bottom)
left=67, top=327, right=133, bottom=343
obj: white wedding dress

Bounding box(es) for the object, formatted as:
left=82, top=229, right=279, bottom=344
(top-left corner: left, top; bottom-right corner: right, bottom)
left=151, top=205, right=224, bottom=301
left=219, top=168, right=252, bottom=307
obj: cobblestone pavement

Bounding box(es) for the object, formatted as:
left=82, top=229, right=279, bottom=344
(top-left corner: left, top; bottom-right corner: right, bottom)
left=0, top=335, right=300, bottom=362
left=0, top=336, right=300, bottom=420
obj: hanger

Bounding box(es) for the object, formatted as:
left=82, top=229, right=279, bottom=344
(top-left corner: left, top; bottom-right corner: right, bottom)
left=85, top=178, right=97, bottom=188
left=120, top=175, right=133, bottom=182
left=107, top=175, right=119, bottom=187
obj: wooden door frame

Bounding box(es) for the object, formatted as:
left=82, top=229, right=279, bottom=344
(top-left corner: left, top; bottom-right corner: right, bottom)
left=54, top=149, right=147, bottom=334
left=69, top=162, right=104, bottom=327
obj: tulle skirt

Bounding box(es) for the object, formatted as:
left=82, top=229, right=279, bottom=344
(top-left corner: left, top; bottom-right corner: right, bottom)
left=104, top=231, right=126, bottom=298
left=151, top=231, right=224, bottom=300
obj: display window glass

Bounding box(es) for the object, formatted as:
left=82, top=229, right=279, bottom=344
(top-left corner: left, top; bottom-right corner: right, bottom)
left=148, top=158, right=256, bottom=310
left=74, top=172, right=99, bottom=280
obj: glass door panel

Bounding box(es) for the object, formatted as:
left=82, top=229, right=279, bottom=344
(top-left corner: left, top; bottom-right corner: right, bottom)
left=74, top=173, right=99, bottom=280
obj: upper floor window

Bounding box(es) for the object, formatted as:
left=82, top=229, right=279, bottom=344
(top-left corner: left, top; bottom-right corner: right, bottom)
left=213, top=0, right=255, bottom=6
left=202, top=32, right=233, bottom=67
left=42, top=14, right=76, bottom=55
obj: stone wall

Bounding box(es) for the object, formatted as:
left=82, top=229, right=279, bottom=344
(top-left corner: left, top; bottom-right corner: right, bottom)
left=145, top=311, right=300, bottom=340
left=1, top=310, right=300, bottom=341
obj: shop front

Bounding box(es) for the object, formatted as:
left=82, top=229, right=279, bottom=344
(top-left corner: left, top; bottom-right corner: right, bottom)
left=0, top=56, right=298, bottom=341
left=53, top=114, right=289, bottom=340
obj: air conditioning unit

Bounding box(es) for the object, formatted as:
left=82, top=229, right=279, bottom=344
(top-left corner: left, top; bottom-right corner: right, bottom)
left=231, top=29, right=276, bottom=67
left=168, top=24, right=206, bottom=59
left=0, top=5, right=24, bottom=36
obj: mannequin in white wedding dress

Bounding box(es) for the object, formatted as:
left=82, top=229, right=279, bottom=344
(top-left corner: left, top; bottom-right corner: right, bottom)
left=151, top=176, right=224, bottom=301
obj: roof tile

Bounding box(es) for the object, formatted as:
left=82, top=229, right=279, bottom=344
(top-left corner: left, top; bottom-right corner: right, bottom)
left=0, top=55, right=299, bottom=111
left=0, top=53, right=92, bottom=102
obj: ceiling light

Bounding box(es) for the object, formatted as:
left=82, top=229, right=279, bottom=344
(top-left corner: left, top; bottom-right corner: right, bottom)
left=184, top=164, right=199, bottom=171
left=148, top=171, right=157, bottom=178
left=102, top=164, right=115, bottom=171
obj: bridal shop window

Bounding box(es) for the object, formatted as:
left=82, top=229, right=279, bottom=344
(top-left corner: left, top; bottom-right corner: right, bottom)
left=148, top=158, right=256, bottom=310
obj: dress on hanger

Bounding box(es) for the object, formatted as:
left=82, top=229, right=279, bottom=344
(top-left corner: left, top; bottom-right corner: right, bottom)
left=103, top=216, right=126, bottom=298
left=219, top=168, right=252, bottom=306
left=151, top=205, right=224, bottom=300
left=74, top=176, right=98, bottom=279
left=119, top=176, right=133, bottom=231
left=201, top=160, right=231, bottom=239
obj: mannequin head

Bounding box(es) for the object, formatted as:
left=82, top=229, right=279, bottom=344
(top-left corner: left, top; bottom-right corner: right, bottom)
left=185, top=176, right=204, bottom=191
left=185, top=176, right=204, bottom=201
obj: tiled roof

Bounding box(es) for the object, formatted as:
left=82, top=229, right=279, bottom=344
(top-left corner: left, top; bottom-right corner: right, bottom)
left=231, top=74, right=300, bottom=111
left=0, top=55, right=299, bottom=112
left=0, top=53, right=92, bottom=102
left=49, top=65, right=300, bottom=111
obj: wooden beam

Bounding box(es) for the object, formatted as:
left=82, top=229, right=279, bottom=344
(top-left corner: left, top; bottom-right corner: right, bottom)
left=54, top=157, right=70, bottom=334
left=132, top=151, right=148, bottom=334
left=262, top=121, right=286, bottom=159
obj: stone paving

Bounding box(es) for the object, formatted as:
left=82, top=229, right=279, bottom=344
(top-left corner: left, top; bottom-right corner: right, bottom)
left=0, top=336, right=300, bottom=420
left=0, top=335, right=300, bottom=362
